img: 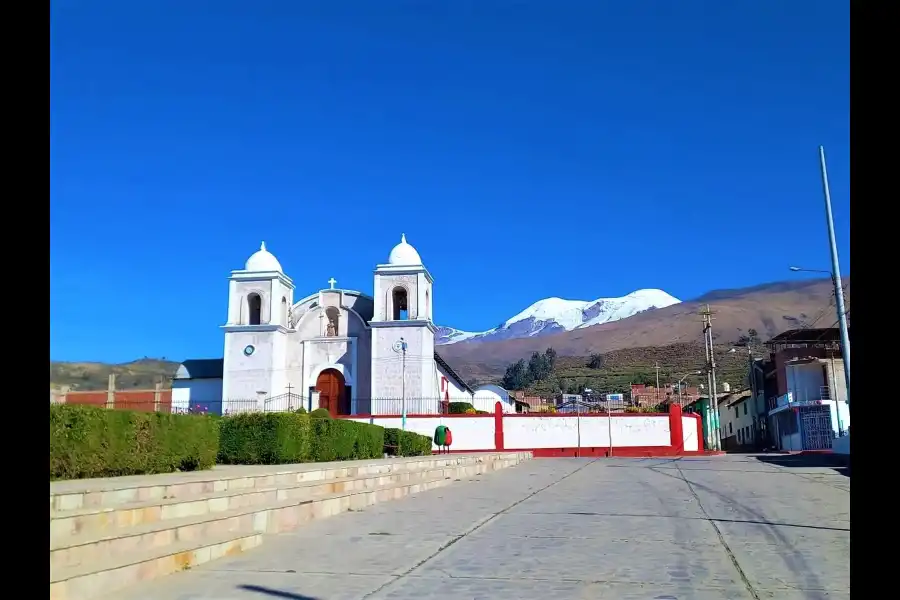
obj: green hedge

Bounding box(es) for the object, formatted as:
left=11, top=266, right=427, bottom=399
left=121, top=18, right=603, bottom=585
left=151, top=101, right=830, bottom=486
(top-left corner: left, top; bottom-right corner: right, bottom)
left=217, top=412, right=312, bottom=465
left=384, top=428, right=433, bottom=456
left=218, top=413, right=385, bottom=465
left=447, top=402, right=475, bottom=414
left=50, top=404, right=219, bottom=480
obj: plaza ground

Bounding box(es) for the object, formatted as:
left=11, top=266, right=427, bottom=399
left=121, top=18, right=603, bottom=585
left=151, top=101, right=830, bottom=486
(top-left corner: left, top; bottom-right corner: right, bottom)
left=107, top=454, right=850, bottom=600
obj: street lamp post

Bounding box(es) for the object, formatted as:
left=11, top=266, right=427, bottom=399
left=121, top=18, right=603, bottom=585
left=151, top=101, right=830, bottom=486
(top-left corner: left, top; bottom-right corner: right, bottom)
left=677, top=371, right=703, bottom=406
left=786, top=147, right=850, bottom=407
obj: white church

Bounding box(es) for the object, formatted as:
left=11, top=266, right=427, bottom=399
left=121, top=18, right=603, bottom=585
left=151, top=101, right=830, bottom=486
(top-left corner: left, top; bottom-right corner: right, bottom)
left=172, top=235, right=475, bottom=416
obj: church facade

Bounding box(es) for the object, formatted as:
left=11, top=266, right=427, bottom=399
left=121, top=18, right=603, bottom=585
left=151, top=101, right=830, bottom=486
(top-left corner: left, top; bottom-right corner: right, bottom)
left=181, top=235, right=474, bottom=416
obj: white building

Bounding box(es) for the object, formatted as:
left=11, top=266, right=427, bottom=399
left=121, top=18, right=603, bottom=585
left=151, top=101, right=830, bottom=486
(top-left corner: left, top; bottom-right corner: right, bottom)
left=473, top=384, right=516, bottom=413
left=175, top=235, right=474, bottom=415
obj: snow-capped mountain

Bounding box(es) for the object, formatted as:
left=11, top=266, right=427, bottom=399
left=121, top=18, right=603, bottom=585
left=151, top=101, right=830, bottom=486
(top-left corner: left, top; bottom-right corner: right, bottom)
left=436, top=289, right=681, bottom=345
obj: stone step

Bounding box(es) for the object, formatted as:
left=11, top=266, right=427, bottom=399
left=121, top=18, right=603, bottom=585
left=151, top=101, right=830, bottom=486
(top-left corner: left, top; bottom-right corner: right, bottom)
left=50, top=453, right=525, bottom=512
left=51, top=476, right=454, bottom=571
left=50, top=530, right=262, bottom=600
left=50, top=465, right=472, bottom=544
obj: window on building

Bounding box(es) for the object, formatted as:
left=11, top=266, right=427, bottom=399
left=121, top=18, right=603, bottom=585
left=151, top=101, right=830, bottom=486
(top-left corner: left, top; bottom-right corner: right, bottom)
left=729, top=422, right=733, bottom=435
left=248, top=293, right=262, bottom=325
left=281, top=297, right=288, bottom=325
left=735, top=407, right=739, bottom=419
left=392, top=287, right=409, bottom=320
left=743, top=403, right=748, bottom=416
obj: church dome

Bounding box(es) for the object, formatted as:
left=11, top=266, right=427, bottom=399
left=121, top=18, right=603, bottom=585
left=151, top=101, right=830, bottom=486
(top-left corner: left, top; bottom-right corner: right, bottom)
left=387, top=234, right=423, bottom=266
left=244, top=241, right=283, bottom=272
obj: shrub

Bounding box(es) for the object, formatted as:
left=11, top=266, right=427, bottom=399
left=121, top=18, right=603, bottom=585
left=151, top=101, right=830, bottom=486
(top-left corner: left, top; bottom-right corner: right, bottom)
left=309, top=419, right=384, bottom=461
left=218, top=412, right=384, bottom=465
left=309, top=408, right=332, bottom=419
left=218, top=412, right=311, bottom=465
left=384, top=428, right=433, bottom=456
left=464, top=407, right=477, bottom=414
left=448, top=402, right=475, bottom=414
left=50, top=404, right=219, bottom=480
left=294, top=407, right=307, bottom=414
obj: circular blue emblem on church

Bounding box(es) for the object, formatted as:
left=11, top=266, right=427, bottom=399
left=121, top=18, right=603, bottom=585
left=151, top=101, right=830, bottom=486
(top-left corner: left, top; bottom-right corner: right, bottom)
left=243, top=345, right=255, bottom=356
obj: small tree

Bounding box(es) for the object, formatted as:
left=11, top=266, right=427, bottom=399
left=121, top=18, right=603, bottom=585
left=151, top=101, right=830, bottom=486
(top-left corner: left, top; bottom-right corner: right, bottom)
left=587, top=353, right=604, bottom=369
left=501, top=359, right=533, bottom=390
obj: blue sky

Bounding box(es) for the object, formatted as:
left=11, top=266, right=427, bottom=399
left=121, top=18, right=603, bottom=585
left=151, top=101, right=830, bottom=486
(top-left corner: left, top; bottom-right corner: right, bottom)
left=50, top=1, right=849, bottom=363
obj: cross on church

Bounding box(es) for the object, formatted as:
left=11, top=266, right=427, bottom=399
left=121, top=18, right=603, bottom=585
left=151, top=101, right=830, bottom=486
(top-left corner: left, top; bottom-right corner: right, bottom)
left=328, top=277, right=337, bottom=289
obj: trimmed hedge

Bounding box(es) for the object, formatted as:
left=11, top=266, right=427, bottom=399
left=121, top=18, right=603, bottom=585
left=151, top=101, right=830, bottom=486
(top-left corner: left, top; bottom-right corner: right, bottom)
left=384, top=428, right=433, bottom=457
left=50, top=404, right=219, bottom=480
left=217, top=412, right=311, bottom=465
left=218, top=413, right=385, bottom=465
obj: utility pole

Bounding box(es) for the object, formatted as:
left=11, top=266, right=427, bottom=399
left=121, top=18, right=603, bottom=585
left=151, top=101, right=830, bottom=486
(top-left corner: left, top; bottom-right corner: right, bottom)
left=701, top=305, right=721, bottom=450
left=818, top=146, right=851, bottom=408
left=655, top=362, right=661, bottom=405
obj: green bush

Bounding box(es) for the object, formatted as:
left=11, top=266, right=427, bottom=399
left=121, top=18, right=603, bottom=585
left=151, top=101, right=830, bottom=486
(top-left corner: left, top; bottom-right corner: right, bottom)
left=294, top=407, right=307, bottom=414
left=219, top=412, right=384, bottom=465
left=447, top=402, right=475, bottom=414
left=309, top=419, right=384, bottom=461
left=384, top=428, right=433, bottom=456
left=218, top=412, right=312, bottom=465
left=309, top=408, right=332, bottom=419
left=50, top=404, right=219, bottom=480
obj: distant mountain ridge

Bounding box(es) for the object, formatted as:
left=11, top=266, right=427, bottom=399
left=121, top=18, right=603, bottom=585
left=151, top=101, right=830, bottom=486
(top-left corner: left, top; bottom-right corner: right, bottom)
left=436, top=277, right=848, bottom=381
left=436, top=288, right=681, bottom=345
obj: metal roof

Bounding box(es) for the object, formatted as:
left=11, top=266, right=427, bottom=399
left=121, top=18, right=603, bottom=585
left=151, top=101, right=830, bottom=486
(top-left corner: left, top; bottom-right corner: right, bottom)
left=434, top=352, right=474, bottom=395
left=766, top=327, right=848, bottom=345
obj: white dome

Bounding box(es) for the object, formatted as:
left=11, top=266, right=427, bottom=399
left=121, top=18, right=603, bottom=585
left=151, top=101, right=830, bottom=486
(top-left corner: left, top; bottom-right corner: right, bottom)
left=244, top=241, right=283, bottom=272
left=387, top=234, right=423, bottom=266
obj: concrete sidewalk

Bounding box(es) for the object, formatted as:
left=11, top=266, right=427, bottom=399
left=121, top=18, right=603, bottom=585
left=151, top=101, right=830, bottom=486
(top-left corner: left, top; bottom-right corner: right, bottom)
left=108, top=455, right=850, bottom=600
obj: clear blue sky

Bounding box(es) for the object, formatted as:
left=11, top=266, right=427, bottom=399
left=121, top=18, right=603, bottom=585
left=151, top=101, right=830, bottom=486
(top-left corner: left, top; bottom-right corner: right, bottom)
left=50, top=1, right=849, bottom=363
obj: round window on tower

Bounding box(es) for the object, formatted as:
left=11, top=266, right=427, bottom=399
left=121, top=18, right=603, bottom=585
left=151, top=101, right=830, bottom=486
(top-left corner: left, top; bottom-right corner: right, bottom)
left=243, top=345, right=256, bottom=356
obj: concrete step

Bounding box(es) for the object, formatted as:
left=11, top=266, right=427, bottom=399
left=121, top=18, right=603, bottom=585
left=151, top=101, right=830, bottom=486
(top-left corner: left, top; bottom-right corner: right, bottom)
left=50, top=530, right=262, bottom=600
left=50, top=453, right=527, bottom=512
left=50, top=465, right=470, bottom=544
left=51, top=476, right=453, bottom=571
left=47, top=453, right=533, bottom=600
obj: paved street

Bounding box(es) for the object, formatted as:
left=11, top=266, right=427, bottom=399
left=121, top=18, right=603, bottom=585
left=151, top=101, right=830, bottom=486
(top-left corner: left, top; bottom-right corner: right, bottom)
left=111, top=455, right=850, bottom=600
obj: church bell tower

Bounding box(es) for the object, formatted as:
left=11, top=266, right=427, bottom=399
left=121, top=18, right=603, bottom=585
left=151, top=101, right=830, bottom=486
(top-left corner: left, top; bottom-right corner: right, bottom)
left=222, top=242, right=294, bottom=410
left=369, top=234, right=435, bottom=406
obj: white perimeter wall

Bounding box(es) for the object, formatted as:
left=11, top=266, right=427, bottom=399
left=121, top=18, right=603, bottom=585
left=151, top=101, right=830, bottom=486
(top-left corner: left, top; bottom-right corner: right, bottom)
left=503, top=415, right=671, bottom=449
left=682, top=416, right=699, bottom=452
left=347, top=413, right=700, bottom=452
left=346, top=416, right=495, bottom=451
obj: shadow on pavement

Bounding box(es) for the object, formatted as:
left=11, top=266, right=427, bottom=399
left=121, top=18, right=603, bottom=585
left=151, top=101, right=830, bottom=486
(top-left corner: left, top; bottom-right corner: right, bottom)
left=237, top=584, right=320, bottom=600
left=753, top=453, right=850, bottom=478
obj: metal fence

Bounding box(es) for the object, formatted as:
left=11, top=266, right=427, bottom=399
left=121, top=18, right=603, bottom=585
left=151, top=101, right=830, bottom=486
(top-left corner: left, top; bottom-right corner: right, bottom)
left=56, top=396, right=484, bottom=416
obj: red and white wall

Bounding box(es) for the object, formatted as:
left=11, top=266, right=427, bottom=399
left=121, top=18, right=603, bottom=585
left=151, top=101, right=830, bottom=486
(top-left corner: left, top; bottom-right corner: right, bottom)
left=345, top=402, right=706, bottom=457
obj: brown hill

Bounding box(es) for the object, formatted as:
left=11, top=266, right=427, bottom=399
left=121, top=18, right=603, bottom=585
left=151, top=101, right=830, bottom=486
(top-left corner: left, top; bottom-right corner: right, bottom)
left=438, top=277, right=848, bottom=380
left=50, top=359, right=180, bottom=391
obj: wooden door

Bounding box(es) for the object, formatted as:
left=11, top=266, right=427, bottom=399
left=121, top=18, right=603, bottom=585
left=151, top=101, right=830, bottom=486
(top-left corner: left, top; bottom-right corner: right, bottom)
left=315, top=369, right=345, bottom=416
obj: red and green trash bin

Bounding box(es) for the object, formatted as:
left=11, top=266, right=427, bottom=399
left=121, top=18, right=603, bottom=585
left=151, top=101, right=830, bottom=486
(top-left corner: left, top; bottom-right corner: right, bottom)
left=434, top=425, right=453, bottom=454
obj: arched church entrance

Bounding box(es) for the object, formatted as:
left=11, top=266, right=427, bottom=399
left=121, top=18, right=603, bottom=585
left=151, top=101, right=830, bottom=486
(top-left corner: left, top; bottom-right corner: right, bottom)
left=315, top=369, right=349, bottom=416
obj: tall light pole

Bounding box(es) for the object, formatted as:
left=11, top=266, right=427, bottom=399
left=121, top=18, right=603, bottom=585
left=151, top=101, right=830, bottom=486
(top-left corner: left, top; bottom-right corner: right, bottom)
left=817, top=146, right=851, bottom=406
